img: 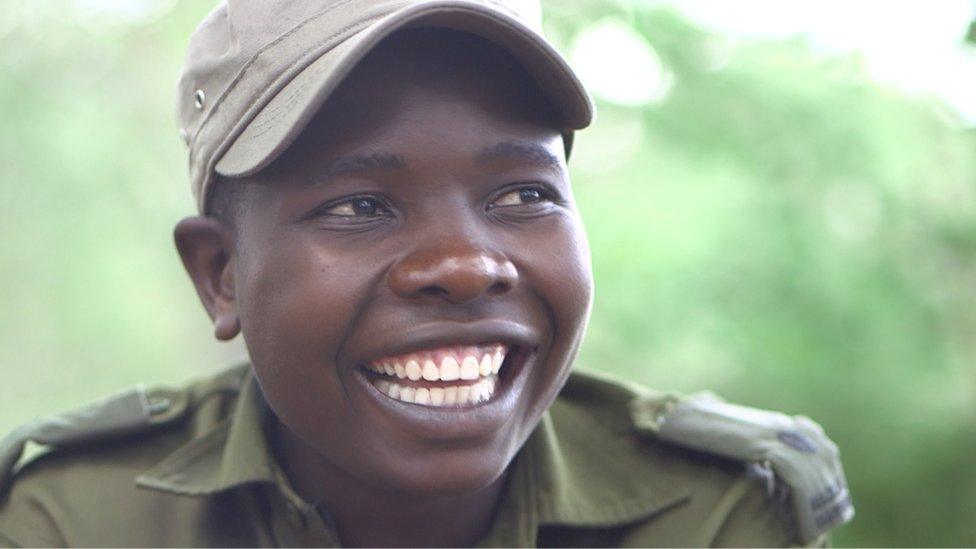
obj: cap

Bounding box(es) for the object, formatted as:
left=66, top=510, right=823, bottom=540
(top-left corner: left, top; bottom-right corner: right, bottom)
left=176, top=0, right=595, bottom=213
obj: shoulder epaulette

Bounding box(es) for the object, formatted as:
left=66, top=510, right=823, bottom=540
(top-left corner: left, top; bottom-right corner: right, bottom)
left=0, top=385, right=185, bottom=495
left=631, top=391, right=854, bottom=544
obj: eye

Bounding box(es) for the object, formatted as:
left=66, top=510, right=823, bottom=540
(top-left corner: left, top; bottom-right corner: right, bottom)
left=324, top=196, right=386, bottom=217
left=491, top=187, right=549, bottom=208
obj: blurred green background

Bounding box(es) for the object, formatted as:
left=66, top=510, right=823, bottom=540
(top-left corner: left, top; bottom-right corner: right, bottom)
left=2, top=0, right=975, bottom=545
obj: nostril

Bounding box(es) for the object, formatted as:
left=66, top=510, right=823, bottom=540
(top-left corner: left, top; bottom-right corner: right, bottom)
left=388, top=248, right=518, bottom=302
left=420, top=286, right=449, bottom=298
left=488, top=281, right=511, bottom=295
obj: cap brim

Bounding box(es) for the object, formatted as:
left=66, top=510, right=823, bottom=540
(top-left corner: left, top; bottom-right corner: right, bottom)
left=214, top=1, right=594, bottom=179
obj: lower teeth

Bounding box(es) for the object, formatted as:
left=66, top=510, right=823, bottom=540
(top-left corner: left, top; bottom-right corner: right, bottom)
left=371, top=377, right=497, bottom=407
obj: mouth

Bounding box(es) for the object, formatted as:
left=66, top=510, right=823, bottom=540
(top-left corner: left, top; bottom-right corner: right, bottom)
left=361, top=343, right=514, bottom=408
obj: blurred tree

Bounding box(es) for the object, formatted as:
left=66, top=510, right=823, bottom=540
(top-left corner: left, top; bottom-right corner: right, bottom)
left=544, top=2, right=976, bottom=546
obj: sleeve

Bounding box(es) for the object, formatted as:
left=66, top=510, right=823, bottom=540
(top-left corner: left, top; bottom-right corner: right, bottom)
left=0, top=479, right=68, bottom=548
left=0, top=532, right=19, bottom=548
left=707, top=474, right=799, bottom=548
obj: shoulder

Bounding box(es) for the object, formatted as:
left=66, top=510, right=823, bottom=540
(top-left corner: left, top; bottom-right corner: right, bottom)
left=0, top=365, right=249, bottom=547
left=546, top=369, right=851, bottom=546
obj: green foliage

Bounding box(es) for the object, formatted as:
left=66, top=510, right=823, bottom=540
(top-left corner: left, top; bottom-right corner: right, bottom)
left=1, top=1, right=974, bottom=545
left=547, top=4, right=976, bottom=546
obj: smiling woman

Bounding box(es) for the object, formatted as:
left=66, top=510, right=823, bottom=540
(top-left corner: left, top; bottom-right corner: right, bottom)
left=0, top=0, right=854, bottom=547
left=176, top=32, right=595, bottom=536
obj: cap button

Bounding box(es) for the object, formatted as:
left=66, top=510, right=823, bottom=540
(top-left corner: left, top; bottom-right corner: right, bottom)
left=194, top=89, right=206, bottom=110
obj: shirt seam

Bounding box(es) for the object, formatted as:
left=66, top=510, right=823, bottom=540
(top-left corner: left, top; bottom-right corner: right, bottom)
left=189, top=0, right=360, bottom=146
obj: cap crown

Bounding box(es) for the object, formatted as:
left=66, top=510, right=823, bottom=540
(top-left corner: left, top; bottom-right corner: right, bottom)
left=178, top=0, right=541, bottom=144
left=176, top=0, right=587, bottom=212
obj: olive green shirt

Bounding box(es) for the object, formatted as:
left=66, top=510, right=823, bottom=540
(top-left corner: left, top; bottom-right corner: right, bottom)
left=0, top=365, right=806, bottom=547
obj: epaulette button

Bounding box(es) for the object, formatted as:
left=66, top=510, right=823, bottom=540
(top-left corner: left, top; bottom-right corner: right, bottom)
left=145, top=390, right=190, bottom=426
left=148, top=398, right=171, bottom=416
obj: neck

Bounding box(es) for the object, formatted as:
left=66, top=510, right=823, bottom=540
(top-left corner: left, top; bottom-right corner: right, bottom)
left=273, top=422, right=508, bottom=548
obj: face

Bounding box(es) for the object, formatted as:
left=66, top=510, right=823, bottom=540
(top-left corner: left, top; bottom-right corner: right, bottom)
left=198, top=32, right=593, bottom=496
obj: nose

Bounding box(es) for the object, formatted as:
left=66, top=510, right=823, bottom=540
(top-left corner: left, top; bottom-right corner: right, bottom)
left=388, top=243, right=518, bottom=303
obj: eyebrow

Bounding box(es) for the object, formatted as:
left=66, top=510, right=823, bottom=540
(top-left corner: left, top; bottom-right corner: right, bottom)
left=317, top=140, right=562, bottom=180
left=320, top=152, right=407, bottom=178
left=476, top=141, right=563, bottom=170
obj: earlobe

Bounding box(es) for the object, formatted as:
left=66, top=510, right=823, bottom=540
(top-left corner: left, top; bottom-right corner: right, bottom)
left=173, top=216, right=241, bottom=341
left=214, top=312, right=241, bottom=341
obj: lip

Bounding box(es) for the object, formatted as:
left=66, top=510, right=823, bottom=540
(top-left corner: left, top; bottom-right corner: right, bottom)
left=352, top=350, right=534, bottom=442
left=351, top=319, right=539, bottom=365
left=346, top=319, right=539, bottom=442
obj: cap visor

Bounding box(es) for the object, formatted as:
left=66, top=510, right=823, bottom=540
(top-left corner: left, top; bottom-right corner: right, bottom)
left=215, top=0, right=594, bottom=179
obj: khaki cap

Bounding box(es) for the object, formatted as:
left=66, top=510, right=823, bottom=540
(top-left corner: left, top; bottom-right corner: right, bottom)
left=177, top=0, right=595, bottom=213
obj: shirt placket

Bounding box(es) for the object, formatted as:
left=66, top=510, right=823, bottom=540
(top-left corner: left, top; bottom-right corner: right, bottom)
left=268, top=488, right=341, bottom=547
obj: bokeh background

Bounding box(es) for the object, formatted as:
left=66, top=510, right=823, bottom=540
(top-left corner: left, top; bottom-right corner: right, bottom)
left=2, top=0, right=975, bottom=545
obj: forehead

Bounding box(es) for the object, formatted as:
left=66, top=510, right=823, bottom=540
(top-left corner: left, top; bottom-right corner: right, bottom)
left=258, top=28, right=564, bottom=182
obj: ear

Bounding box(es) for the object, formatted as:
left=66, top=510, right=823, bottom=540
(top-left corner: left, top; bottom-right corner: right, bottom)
left=174, top=216, right=241, bottom=341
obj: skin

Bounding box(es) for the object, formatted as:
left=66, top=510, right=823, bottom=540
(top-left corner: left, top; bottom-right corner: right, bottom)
left=174, top=30, right=593, bottom=547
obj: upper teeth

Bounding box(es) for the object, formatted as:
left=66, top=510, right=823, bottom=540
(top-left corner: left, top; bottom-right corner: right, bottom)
left=366, top=346, right=506, bottom=382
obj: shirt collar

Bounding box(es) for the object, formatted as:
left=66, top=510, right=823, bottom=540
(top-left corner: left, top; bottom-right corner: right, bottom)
left=135, top=370, right=278, bottom=495
left=479, top=401, right=691, bottom=546
left=530, top=410, right=691, bottom=526
left=137, top=369, right=691, bottom=543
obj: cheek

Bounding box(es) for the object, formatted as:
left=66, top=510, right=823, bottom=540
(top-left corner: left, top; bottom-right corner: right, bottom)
left=233, top=232, right=371, bottom=434
left=514, top=213, right=594, bottom=419
left=532, top=214, right=594, bottom=341
left=238, top=237, right=353, bottom=363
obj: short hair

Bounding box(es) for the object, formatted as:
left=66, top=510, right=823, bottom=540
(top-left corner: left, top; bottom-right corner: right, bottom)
left=207, top=175, right=247, bottom=236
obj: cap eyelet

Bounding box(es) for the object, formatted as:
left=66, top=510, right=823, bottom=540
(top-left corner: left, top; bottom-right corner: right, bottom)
left=194, top=89, right=206, bottom=110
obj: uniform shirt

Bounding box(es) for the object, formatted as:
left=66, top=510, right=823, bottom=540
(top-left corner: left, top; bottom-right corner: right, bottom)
left=0, top=365, right=809, bottom=547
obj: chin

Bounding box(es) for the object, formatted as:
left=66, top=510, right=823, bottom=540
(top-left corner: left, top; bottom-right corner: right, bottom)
left=366, top=438, right=518, bottom=498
